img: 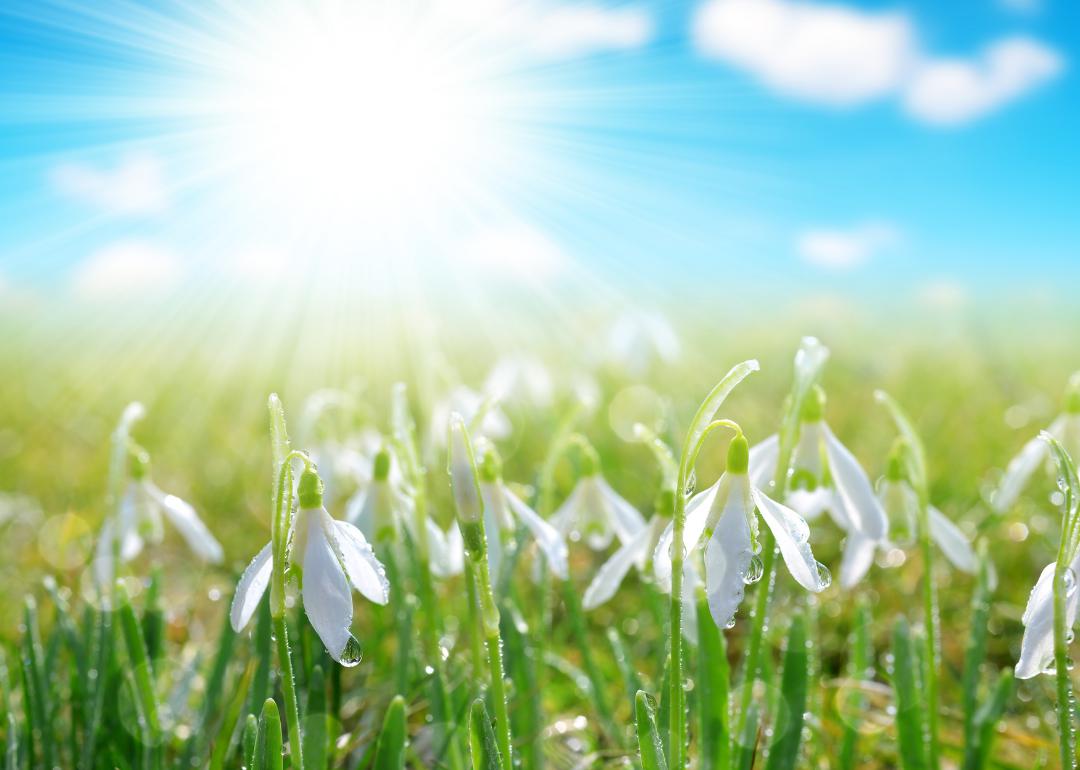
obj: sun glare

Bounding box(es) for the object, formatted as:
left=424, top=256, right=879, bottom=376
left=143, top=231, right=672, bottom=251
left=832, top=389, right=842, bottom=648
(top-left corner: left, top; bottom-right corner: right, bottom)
left=212, top=6, right=501, bottom=226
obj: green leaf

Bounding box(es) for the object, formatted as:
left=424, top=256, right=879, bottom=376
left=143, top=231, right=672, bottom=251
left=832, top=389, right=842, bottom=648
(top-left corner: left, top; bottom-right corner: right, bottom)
left=891, top=617, right=927, bottom=770
left=256, top=698, right=283, bottom=770
left=116, top=586, right=160, bottom=744
left=468, top=698, right=504, bottom=770
left=963, top=671, right=1013, bottom=770
left=839, top=600, right=872, bottom=770
left=961, top=549, right=993, bottom=751
left=208, top=660, right=255, bottom=770
left=764, top=615, right=809, bottom=770
left=635, top=691, right=668, bottom=770
left=242, top=714, right=258, bottom=770
left=304, top=665, right=328, bottom=770
left=735, top=701, right=760, bottom=770
left=696, top=594, right=729, bottom=770
left=373, top=695, right=407, bottom=770
left=678, top=359, right=761, bottom=487
left=183, top=603, right=237, bottom=768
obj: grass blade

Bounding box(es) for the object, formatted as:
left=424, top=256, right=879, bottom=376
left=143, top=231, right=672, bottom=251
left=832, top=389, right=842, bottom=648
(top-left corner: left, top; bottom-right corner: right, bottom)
left=208, top=660, right=255, bottom=770
left=469, top=698, right=504, bottom=770
left=243, top=714, right=258, bottom=770
left=304, top=665, right=329, bottom=770
left=635, top=690, right=668, bottom=770
left=696, top=594, right=729, bottom=770
left=764, top=614, right=808, bottom=770
left=963, top=671, right=1013, bottom=770
left=257, top=698, right=284, bottom=770
left=961, top=549, right=993, bottom=751
left=373, top=695, right=407, bottom=770
left=891, top=617, right=927, bottom=770
left=839, top=600, right=872, bottom=770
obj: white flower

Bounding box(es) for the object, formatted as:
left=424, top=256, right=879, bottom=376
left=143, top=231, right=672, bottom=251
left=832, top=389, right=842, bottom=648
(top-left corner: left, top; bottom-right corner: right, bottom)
left=876, top=476, right=978, bottom=574
left=655, top=434, right=830, bottom=630
left=994, top=376, right=1080, bottom=512
left=748, top=393, right=888, bottom=589
left=583, top=516, right=669, bottom=609
left=94, top=477, right=223, bottom=585
left=484, top=355, right=554, bottom=408
left=550, top=472, right=646, bottom=551
left=231, top=471, right=389, bottom=664
left=1016, top=557, right=1080, bottom=679
left=605, top=311, right=680, bottom=376
left=481, top=479, right=568, bottom=581
left=430, top=386, right=511, bottom=449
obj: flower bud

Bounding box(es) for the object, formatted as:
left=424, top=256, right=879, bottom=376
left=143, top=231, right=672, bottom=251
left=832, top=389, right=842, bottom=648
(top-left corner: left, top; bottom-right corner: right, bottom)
left=448, top=414, right=483, bottom=526
left=298, top=468, right=325, bottom=509
left=800, top=385, right=826, bottom=423
left=373, top=449, right=391, bottom=482
left=727, top=433, right=749, bottom=474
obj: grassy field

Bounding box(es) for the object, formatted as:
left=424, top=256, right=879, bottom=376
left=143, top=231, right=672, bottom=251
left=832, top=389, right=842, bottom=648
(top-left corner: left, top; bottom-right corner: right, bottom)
left=0, top=302, right=1077, bottom=769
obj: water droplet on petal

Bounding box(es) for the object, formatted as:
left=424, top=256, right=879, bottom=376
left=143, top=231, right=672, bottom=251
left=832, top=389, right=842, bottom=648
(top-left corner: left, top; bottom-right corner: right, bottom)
left=725, top=618, right=737, bottom=630
left=339, top=635, right=363, bottom=668
left=743, top=554, right=764, bottom=585
left=815, top=562, right=832, bottom=590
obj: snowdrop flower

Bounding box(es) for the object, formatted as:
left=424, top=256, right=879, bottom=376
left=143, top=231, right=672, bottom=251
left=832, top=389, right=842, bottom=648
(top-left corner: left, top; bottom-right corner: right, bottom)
left=994, top=373, right=1080, bottom=513
left=605, top=310, right=680, bottom=376
left=484, top=355, right=553, bottom=408
left=584, top=514, right=669, bottom=609
left=347, top=448, right=462, bottom=578
left=94, top=448, right=223, bottom=585
left=875, top=447, right=978, bottom=576
left=476, top=445, right=568, bottom=581
left=748, top=387, right=888, bottom=589
left=430, top=386, right=511, bottom=449
left=655, top=430, right=830, bottom=630
left=1016, top=433, right=1080, bottom=679
left=550, top=450, right=646, bottom=551
left=231, top=468, right=389, bottom=665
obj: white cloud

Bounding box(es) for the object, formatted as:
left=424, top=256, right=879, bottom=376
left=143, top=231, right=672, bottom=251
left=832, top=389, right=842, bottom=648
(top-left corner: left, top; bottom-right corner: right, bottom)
left=529, top=5, right=653, bottom=58
left=50, top=152, right=168, bottom=215
left=71, top=241, right=182, bottom=299
left=998, top=0, right=1040, bottom=15
left=796, top=222, right=898, bottom=268
left=457, top=222, right=569, bottom=281
left=918, top=279, right=968, bottom=310
left=691, top=0, right=1063, bottom=124
left=692, top=0, right=915, bottom=106
left=903, top=37, right=1063, bottom=126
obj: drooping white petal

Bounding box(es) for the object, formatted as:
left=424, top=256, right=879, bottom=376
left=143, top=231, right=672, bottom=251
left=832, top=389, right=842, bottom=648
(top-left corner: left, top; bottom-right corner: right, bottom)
left=595, top=477, right=647, bottom=546
left=748, top=434, right=779, bottom=491
left=93, top=520, right=117, bottom=586
left=786, top=488, right=832, bottom=522
left=878, top=479, right=918, bottom=548
left=230, top=541, right=273, bottom=632
left=482, top=502, right=505, bottom=584
left=345, top=488, right=375, bottom=541
left=572, top=477, right=616, bottom=550
left=839, top=530, right=877, bottom=589
left=117, top=486, right=145, bottom=561
left=147, top=484, right=224, bottom=564
left=703, top=479, right=755, bottom=629
left=752, top=488, right=826, bottom=593
left=583, top=523, right=654, bottom=609
left=1016, top=560, right=1080, bottom=679
left=301, top=511, right=355, bottom=662
left=549, top=481, right=585, bottom=538
left=331, top=520, right=390, bottom=605
left=135, top=482, right=164, bottom=545
left=927, top=506, right=977, bottom=574
left=445, top=521, right=465, bottom=575
left=821, top=423, right=888, bottom=541
left=505, top=487, right=569, bottom=580
left=426, top=520, right=464, bottom=578
left=791, top=422, right=824, bottom=478
left=653, top=482, right=717, bottom=593
left=995, top=416, right=1065, bottom=512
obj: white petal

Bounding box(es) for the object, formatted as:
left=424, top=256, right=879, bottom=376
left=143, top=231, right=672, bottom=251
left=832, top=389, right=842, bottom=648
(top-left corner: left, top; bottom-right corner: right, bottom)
left=927, top=506, right=977, bottom=574
left=652, top=482, right=717, bottom=593
left=426, top=520, right=464, bottom=578
left=149, top=486, right=224, bottom=564
left=703, top=487, right=754, bottom=629
left=878, top=479, right=918, bottom=548
left=93, top=520, right=117, bottom=587
left=482, top=502, right=504, bottom=584
left=230, top=541, right=272, bottom=632
left=506, top=488, right=569, bottom=580
left=753, top=488, right=826, bottom=592
left=839, top=530, right=877, bottom=589
left=345, top=488, right=374, bottom=540
left=596, top=478, right=647, bottom=546
left=302, top=513, right=355, bottom=662
left=331, top=520, right=390, bottom=605
left=583, top=524, right=654, bottom=609
left=748, top=434, right=779, bottom=491
left=994, top=416, right=1064, bottom=512
left=118, top=486, right=145, bottom=560
left=786, top=488, right=832, bottom=522
left=791, top=422, right=824, bottom=479
left=445, top=522, right=465, bottom=575
left=1016, top=561, right=1080, bottom=679
left=822, top=423, right=888, bottom=541
left=549, top=482, right=584, bottom=537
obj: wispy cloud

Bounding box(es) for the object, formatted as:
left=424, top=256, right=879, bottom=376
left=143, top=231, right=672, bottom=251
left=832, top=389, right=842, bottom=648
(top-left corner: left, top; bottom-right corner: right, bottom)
left=903, top=37, right=1063, bottom=126
left=50, top=152, right=168, bottom=215
left=70, top=241, right=182, bottom=298
left=693, top=0, right=914, bottom=106
left=457, top=222, right=569, bottom=281
left=692, top=0, right=1063, bottom=125
left=796, top=222, right=898, bottom=268
left=528, top=5, right=653, bottom=58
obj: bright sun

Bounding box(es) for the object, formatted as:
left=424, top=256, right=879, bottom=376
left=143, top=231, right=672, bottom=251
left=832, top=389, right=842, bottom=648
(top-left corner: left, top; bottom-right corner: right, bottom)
left=211, top=5, right=501, bottom=226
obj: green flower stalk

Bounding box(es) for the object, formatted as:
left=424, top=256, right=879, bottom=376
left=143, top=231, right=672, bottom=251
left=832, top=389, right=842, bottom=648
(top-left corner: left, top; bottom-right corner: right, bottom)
left=448, top=412, right=513, bottom=767
left=667, top=358, right=760, bottom=770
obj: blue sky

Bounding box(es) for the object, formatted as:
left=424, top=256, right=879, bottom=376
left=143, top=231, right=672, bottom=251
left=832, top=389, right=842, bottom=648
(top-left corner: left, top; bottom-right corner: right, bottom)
left=0, top=0, right=1077, bottom=312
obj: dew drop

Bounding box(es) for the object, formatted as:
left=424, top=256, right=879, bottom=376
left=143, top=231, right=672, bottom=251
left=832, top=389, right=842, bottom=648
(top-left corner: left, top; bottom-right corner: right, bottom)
left=685, top=471, right=697, bottom=498
left=339, top=635, right=363, bottom=668
left=725, top=617, right=737, bottom=630
left=815, top=562, right=832, bottom=590
left=743, top=554, right=764, bottom=585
